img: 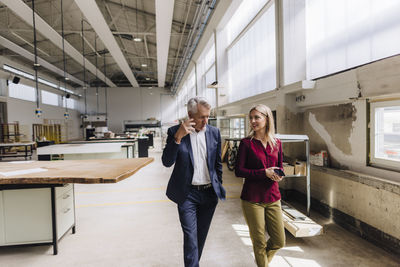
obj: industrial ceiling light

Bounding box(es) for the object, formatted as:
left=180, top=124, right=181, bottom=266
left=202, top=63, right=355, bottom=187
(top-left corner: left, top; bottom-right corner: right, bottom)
left=81, top=18, right=88, bottom=119
left=94, top=34, right=100, bottom=118
left=141, top=63, right=147, bottom=67
left=145, top=77, right=150, bottom=80
left=133, top=0, right=142, bottom=43
left=104, top=43, right=108, bottom=126
left=32, top=0, right=41, bottom=117
left=61, top=0, right=69, bottom=119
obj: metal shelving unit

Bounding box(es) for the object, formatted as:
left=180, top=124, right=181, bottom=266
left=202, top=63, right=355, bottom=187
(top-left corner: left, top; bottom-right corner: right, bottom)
left=276, top=134, right=310, bottom=216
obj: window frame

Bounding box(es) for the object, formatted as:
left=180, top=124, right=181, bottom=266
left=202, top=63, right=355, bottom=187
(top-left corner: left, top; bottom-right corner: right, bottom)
left=369, top=99, right=400, bottom=171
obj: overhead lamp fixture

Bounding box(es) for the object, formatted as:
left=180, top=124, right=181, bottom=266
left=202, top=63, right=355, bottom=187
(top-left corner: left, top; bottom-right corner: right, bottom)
left=145, top=77, right=150, bottom=80
left=81, top=19, right=88, bottom=118
left=134, top=0, right=141, bottom=43
left=32, top=0, right=41, bottom=117
left=207, top=81, right=223, bottom=88
left=141, top=63, right=147, bottom=67
left=65, top=77, right=70, bottom=81
left=33, top=63, right=41, bottom=67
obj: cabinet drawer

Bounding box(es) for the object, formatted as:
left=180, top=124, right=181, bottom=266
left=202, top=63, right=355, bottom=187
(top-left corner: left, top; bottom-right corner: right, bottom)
left=57, top=199, right=74, bottom=239
left=56, top=186, right=73, bottom=212
left=55, top=184, right=73, bottom=199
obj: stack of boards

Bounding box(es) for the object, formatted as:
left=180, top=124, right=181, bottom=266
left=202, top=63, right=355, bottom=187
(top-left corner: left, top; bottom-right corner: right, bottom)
left=281, top=201, right=323, bottom=237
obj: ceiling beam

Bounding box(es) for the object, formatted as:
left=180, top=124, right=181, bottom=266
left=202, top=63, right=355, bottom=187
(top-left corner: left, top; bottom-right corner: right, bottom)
left=104, top=0, right=191, bottom=29
left=9, top=31, right=50, bottom=57
left=156, top=0, right=174, bottom=87
left=0, top=35, right=86, bottom=86
left=0, top=0, right=116, bottom=87
left=74, top=0, right=139, bottom=87
left=0, top=29, right=189, bottom=37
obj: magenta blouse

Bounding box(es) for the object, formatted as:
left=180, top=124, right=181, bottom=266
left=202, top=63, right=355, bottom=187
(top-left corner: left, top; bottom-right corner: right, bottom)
left=234, top=137, right=283, bottom=203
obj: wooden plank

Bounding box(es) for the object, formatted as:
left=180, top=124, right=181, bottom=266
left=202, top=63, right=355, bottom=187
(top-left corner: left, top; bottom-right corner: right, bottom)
left=281, top=202, right=323, bottom=238
left=221, top=140, right=229, bottom=161
left=0, top=158, right=154, bottom=185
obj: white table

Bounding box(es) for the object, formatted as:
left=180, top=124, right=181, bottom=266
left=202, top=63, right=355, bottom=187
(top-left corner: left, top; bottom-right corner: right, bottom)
left=37, top=143, right=134, bottom=160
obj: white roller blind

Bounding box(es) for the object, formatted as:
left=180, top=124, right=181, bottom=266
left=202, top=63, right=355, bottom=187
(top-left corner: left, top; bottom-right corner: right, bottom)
left=205, top=66, right=216, bottom=108
left=227, top=3, right=276, bottom=103
left=306, top=0, right=400, bottom=79
left=226, top=0, right=269, bottom=44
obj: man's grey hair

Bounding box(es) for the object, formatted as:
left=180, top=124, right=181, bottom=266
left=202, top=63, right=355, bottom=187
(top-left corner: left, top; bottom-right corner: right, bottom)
left=187, top=97, right=211, bottom=114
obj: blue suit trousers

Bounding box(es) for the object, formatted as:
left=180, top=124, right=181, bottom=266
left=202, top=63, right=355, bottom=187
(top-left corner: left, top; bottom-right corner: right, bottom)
left=178, top=187, right=218, bottom=267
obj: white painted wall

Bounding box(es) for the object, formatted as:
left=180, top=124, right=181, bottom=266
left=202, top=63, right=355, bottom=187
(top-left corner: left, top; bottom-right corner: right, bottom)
left=86, top=87, right=176, bottom=133
left=6, top=97, right=82, bottom=141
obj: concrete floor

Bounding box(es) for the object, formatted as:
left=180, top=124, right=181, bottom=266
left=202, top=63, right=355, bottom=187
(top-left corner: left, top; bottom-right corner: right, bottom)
left=0, top=148, right=399, bottom=266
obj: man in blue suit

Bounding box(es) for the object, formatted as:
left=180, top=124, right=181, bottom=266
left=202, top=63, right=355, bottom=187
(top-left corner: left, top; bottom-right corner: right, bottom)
left=162, top=97, right=226, bottom=267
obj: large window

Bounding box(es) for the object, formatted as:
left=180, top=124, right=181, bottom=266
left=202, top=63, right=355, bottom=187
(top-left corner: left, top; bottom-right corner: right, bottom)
left=8, top=83, right=36, bottom=102
left=226, top=0, right=270, bottom=45
left=41, top=90, right=59, bottom=106
left=306, top=0, right=400, bottom=80
left=186, top=70, right=196, bottom=100
left=63, top=98, right=76, bottom=110
left=177, top=86, right=187, bottom=119
left=227, top=2, right=276, bottom=103
left=370, top=100, right=400, bottom=170
left=197, top=37, right=216, bottom=108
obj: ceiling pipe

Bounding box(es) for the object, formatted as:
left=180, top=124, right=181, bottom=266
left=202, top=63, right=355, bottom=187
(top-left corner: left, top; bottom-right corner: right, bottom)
left=170, top=0, right=194, bottom=79
left=171, top=0, right=217, bottom=94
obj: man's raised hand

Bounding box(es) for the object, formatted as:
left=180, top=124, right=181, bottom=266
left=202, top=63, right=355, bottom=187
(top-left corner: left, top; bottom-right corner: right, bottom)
left=174, top=118, right=196, bottom=144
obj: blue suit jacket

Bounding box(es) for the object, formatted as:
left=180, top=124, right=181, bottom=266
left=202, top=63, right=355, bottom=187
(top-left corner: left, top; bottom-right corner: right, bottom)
left=162, top=124, right=226, bottom=204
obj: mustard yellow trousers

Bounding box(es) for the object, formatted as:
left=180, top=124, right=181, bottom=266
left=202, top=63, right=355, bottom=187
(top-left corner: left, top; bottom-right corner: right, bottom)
left=241, top=199, right=285, bottom=267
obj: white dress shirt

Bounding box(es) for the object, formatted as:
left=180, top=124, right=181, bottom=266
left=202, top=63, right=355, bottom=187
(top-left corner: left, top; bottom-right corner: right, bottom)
left=190, top=127, right=211, bottom=185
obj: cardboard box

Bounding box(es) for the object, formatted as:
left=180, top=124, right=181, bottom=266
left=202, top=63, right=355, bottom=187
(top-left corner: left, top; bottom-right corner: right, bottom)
left=294, top=161, right=307, bottom=176
left=310, top=150, right=329, bottom=166
left=283, top=163, right=295, bottom=175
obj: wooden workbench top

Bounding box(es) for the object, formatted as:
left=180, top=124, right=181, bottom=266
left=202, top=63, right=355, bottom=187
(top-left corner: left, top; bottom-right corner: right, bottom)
left=0, top=158, right=154, bottom=184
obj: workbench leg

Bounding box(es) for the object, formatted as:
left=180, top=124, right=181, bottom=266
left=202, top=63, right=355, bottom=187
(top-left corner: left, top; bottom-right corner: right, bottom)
left=51, top=186, right=58, bottom=255
left=72, top=184, right=77, bottom=234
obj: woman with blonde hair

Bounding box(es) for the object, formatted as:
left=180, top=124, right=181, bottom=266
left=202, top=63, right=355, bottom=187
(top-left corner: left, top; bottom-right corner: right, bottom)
left=235, top=104, right=285, bottom=267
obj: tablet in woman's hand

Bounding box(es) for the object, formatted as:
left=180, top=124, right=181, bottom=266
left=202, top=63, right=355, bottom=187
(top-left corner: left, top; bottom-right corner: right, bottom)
left=274, top=168, right=285, bottom=177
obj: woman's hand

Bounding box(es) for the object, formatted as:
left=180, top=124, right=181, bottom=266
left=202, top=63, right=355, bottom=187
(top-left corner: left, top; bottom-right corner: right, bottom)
left=265, top=167, right=283, bottom=182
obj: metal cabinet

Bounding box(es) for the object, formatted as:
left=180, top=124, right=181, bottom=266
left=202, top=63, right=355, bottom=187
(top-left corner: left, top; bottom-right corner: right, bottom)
left=0, top=184, right=76, bottom=254
left=276, top=134, right=311, bottom=216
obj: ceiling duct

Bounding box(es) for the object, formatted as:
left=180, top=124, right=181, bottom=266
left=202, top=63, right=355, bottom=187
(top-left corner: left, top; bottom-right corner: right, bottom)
left=171, top=0, right=217, bottom=94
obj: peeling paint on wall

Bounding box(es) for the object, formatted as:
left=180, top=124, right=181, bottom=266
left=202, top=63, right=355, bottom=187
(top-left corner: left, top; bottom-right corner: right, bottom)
left=311, top=104, right=356, bottom=155
left=309, top=112, right=354, bottom=167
